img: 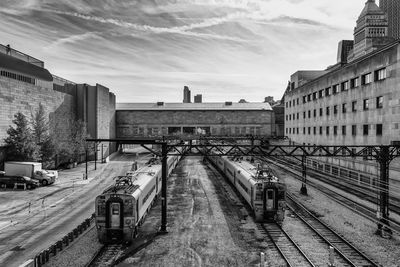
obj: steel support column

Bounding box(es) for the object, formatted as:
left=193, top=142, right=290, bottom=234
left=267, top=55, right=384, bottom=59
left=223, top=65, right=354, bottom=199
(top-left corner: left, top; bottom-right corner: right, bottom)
left=94, top=143, right=97, bottom=170
left=300, top=155, right=308, bottom=195
left=160, top=142, right=168, bottom=234
left=85, top=145, right=88, bottom=180
left=377, top=146, right=392, bottom=237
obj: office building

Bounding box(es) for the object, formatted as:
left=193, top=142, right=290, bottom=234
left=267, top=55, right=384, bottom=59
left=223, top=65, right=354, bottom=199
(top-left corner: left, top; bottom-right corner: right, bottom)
left=380, top=0, right=400, bottom=39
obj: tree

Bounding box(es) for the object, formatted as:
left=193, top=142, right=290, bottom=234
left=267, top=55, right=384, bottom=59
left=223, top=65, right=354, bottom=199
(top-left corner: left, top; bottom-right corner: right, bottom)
left=31, top=103, right=55, bottom=167
left=4, top=112, right=39, bottom=161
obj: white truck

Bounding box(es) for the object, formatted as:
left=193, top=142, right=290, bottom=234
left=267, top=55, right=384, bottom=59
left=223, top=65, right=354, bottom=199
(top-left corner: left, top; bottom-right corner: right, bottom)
left=4, top=162, right=56, bottom=186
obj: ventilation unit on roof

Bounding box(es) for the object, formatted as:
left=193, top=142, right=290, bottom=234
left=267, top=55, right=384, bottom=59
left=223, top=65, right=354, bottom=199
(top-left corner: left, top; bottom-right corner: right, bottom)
left=225, top=101, right=232, bottom=106
left=157, top=102, right=164, bottom=106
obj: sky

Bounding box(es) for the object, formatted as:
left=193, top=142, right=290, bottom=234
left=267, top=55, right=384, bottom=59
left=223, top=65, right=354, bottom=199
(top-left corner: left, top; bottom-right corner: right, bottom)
left=0, top=0, right=369, bottom=103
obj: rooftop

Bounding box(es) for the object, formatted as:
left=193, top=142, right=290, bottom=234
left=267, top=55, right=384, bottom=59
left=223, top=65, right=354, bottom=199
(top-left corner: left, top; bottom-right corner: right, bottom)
left=0, top=44, right=44, bottom=68
left=117, top=102, right=272, bottom=111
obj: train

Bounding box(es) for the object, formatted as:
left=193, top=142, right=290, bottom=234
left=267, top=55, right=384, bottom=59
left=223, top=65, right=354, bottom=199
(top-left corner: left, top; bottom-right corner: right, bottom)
left=95, top=148, right=184, bottom=244
left=207, top=153, right=286, bottom=224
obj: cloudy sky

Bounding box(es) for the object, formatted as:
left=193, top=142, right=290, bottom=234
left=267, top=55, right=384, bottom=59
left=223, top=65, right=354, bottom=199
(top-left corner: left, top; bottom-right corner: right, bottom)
left=0, top=0, right=368, bottom=103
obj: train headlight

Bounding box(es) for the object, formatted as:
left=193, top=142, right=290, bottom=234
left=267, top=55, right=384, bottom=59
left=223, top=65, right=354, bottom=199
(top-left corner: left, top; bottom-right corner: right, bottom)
left=125, top=219, right=132, bottom=225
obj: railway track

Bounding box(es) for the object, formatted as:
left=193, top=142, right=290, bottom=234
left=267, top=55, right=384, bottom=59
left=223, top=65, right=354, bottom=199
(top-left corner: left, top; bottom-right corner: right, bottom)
left=86, top=244, right=125, bottom=267
left=257, top=223, right=316, bottom=267
left=264, top=157, right=400, bottom=234
left=287, top=193, right=380, bottom=267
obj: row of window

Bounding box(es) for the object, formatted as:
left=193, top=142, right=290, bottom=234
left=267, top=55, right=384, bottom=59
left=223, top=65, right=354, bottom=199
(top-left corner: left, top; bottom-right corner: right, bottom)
left=285, top=67, right=386, bottom=108
left=0, top=70, right=35, bottom=84
left=142, top=185, right=156, bottom=205
left=286, top=124, right=383, bottom=136
left=285, top=96, right=383, bottom=121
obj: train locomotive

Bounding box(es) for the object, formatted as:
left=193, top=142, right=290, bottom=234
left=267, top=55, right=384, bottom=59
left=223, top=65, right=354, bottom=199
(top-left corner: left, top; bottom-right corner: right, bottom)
left=95, top=150, right=184, bottom=244
left=208, top=154, right=286, bottom=224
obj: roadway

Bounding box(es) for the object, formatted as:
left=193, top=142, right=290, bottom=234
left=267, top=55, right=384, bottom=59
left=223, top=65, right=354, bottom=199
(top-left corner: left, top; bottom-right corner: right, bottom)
left=0, top=150, right=149, bottom=267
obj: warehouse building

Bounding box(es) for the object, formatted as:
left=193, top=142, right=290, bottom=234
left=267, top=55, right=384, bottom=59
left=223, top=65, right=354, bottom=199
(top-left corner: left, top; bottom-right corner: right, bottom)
left=116, top=102, right=275, bottom=138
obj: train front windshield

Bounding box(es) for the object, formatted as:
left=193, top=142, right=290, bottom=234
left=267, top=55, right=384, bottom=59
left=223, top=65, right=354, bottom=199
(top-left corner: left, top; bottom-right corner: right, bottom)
left=110, top=203, right=121, bottom=228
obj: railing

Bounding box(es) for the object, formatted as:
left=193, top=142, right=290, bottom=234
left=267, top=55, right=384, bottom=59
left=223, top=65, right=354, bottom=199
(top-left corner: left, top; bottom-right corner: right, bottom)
left=0, top=44, right=44, bottom=68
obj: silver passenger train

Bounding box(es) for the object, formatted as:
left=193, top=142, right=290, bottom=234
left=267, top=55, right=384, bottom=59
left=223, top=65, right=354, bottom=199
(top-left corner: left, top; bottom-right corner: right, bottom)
left=208, top=154, right=286, bottom=224
left=95, top=149, right=184, bottom=243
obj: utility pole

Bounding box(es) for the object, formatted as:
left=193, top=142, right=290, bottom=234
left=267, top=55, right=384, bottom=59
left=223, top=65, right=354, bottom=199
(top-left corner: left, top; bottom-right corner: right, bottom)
left=377, top=146, right=392, bottom=237
left=160, top=142, right=168, bottom=234
left=300, top=155, right=308, bottom=195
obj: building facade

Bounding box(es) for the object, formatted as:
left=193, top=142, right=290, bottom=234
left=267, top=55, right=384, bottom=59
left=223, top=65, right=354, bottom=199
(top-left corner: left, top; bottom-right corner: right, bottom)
left=183, top=86, right=191, bottom=103
left=0, top=44, right=116, bottom=166
left=116, top=102, right=275, bottom=138
left=380, top=0, right=400, bottom=39
left=283, top=0, right=400, bottom=197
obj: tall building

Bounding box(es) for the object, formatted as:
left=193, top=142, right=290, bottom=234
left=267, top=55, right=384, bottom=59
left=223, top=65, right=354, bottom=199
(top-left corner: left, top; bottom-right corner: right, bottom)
left=194, top=94, right=202, bottom=103
left=380, top=0, right=400, bottom=39
left=183, top=86, right=191, bottom=103
left=347, top=0, right=392, bottom=61
left=283, top=1, right=400, bottom=199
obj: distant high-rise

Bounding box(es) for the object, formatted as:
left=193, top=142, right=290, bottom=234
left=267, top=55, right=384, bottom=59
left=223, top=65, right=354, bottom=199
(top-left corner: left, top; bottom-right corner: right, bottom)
left=183, top=86, right=191, bottom=103
left=347, top=0, right=392, bottom=61
left=194, top=94, right=202, bottom=103
left=380, top=0, right=400, bottom=39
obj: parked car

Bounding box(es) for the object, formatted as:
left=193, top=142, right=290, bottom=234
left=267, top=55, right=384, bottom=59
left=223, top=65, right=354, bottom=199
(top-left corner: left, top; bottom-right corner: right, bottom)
left=0, top=175, right=40, bottom=190
left=4, top=162, right=56, bottom=186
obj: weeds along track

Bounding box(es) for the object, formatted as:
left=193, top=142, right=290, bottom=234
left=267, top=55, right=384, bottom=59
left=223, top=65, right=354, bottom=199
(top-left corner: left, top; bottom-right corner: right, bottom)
left=287, top=193, right=380, bottom=267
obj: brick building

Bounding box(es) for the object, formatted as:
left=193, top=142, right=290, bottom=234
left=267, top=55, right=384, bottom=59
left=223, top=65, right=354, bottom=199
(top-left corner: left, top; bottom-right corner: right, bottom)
left=116, top=102, right=275, bottom=138
left=283, top=0, right=400, bottom=196
left=0, top=44, right=116, bottom=166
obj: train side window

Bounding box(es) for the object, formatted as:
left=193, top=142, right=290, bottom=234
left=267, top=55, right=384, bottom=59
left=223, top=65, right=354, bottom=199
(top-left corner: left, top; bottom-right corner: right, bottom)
left=98, top=205, right=106, bottom=216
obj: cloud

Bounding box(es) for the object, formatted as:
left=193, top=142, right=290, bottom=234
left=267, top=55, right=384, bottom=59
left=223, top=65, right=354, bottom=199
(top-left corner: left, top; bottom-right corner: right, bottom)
left=46, top=32, right=101, bottom=49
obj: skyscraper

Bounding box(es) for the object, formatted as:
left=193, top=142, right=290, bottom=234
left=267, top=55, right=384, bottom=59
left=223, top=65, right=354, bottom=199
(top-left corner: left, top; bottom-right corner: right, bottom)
left=380, top=0, right=400, bottom=39
left=183, top=86, right=191, bottom=103
left=194, top=94, right=202, bottom=103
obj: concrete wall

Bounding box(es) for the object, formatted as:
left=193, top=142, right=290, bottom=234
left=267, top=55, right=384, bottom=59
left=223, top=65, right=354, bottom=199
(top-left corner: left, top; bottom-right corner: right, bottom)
left=0, top=76, right=75, bottom=147
left=116, top=110, right=274, bottom=137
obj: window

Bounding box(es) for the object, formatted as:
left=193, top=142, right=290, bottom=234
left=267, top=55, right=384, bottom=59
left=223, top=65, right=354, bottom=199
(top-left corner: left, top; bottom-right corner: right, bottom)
left=376, top=124, right=383, bottom=136
left=313, top=127, right=316, bottom=135
left=342, top=125, right=346, bottom=135
left=308, top=110, right=311, bottom=118
left=307, top=94, right=312, bottom=102
left=350, top=77, right=359, bottom=88
left=333, top=105, right=338, bottom=115
left=332, top=84, right=339, bottom=94
left=326, top=106, right=330, bottom=116
left=361, top=73, right=372, bottom=85
left=363, top=124, right=369, bottom=135
left=313, top=92, right=317, bottom=100
left=285, top=102, right=288, bottom=108
left=352, top=125, right=357, bottom=136
left=289, top=114, right=291, bottom=120
left=352, top=101, right=357, bottom=112
left=303, top=111, right=306, bottom=119
left=303, top=127, right=306, bottom=134
left=297, top=98, right=299, bottom=105
left=303, top=96, right=307, bottom=103
left=313, top=109, right=316, bottom=117
left=297, top=113, right=299, bottom=120
left=363, top=99, right=369, bottom=110
left=289, top=101, right=291, bottom=107
left=376, top=96, right=383, bottom=109
left=334, top=126, right=338, bottom=135
left=341, top=81, right=349, bottom=91
left=286, top=115, right=288, bottom=121
left=292, top=99, right=295, bottom=106
left=319, top=126, right=323, bottom=135
left=319, top=89, right=324, bottom=98
left=326, top=126, right=330, bottom=135
left=319, top=108, right=323, bottom=116
left=308, top=127, right=311, bottom=134
left=342, top=103, right=347, bottom=113
left=325, top=87, right=331, bottom=96
left=375, top=68, right=386, bottom=81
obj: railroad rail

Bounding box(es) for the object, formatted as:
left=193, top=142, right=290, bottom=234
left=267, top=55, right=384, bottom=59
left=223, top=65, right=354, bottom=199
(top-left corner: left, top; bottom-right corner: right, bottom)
left=257, top=223, right=316, bottom=267
left=266, top=157, right=400, bottom=234
left=85, top=244, right=124, bottom=267
left=287, top=194, right=380, bottom=267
